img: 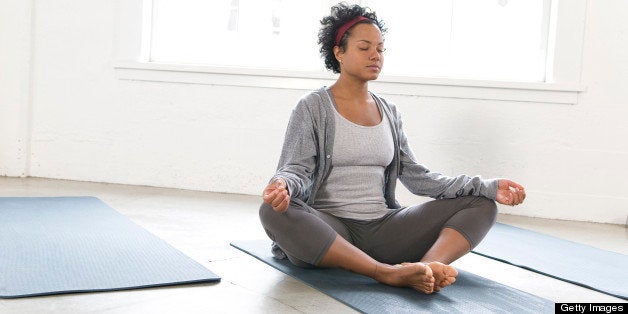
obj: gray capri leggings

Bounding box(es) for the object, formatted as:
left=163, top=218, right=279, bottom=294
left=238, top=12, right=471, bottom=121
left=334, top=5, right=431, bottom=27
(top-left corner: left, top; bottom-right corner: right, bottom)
left=259, top=196, right=497, bottom=267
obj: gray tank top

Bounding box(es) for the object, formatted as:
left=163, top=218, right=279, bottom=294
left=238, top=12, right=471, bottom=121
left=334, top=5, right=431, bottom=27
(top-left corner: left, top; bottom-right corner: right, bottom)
left=311, top=94, right=394, bottom=220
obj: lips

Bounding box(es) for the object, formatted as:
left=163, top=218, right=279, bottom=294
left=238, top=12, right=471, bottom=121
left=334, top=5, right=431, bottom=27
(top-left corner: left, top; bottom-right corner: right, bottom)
left=367, top=65, right=381, bottom=71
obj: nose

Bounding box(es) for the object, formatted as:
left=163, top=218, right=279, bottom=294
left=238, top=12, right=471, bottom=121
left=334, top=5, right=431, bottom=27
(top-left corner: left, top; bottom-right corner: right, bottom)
left=370, top=49, right=381, bottom=61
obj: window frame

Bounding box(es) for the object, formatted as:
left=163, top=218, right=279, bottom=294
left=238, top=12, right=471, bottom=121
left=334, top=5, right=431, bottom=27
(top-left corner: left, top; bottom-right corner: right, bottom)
left=114, top=0, right=586, bottom=105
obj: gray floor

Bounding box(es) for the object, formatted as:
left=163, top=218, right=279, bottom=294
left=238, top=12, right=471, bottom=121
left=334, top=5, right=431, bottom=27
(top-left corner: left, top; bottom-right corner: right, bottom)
left=0, top=177, right=626, bottom=313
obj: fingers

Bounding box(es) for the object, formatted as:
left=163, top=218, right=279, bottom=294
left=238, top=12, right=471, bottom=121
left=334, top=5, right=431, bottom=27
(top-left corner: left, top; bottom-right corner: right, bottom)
left=507, top=181, right=525, bottom=206
left=510, top=190, right=521, bottom=206
left=500, top=189, right=521, bottom=206
left=275, top=193, right=290, bottom=213
left=262, top=179, right=290, bottom=213
left=269, top=190, right=289, bottom=213
left=514, top=187, right=526, bottom=205
left=262, top=187, right=279, bottom=204
left=271, top=189, right=288, bottom=207
left=517, top=186, right=526, bottom=203
left=497, top=179, right=526, bottom=206
left=509, top=180, right=525, bottom=191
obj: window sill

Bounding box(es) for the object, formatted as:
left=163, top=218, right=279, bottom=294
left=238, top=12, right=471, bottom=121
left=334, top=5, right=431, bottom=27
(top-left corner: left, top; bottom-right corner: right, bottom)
left=114, top=61, right=586, bottom=105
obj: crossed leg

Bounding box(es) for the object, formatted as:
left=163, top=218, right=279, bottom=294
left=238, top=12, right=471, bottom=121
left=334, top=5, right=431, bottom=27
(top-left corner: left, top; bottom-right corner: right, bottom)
left=319, top=234, right=436, bottom=293
left=317, top=227, right=470, bottom=293
left=260, top=196, right=496, bottom=294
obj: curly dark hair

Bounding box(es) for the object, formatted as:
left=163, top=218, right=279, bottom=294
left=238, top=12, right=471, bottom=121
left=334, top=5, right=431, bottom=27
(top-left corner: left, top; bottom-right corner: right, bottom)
left=318, top=3, right=387, bottom=73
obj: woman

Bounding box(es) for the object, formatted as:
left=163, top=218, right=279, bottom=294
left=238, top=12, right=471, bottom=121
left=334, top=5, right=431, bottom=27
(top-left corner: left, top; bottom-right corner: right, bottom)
left=260, top=3, right=525, bottom=294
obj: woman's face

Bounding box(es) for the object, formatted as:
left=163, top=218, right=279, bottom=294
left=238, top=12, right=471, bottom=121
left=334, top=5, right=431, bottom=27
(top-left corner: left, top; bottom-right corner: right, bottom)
left=335, top=23, right=385, bottom=81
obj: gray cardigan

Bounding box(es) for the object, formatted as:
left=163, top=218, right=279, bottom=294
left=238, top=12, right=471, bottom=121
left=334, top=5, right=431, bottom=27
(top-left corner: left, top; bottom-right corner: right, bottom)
left=271, top=87, right=497, bottom=210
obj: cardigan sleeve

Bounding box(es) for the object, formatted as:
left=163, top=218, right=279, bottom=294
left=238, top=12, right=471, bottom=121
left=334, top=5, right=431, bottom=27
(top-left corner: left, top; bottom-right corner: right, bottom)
left=270, top=100, right=319, bottom=201
left=391, top=103, right=498, bottom=200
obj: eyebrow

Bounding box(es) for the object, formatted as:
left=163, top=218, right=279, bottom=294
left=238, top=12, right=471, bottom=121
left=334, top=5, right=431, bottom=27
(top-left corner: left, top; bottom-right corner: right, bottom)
left=356, top=40, right=385, bottom=45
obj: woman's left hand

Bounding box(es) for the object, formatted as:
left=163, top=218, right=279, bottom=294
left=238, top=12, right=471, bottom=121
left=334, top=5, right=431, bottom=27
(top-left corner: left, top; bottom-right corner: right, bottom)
left=496, top=179, right=526, bottom=206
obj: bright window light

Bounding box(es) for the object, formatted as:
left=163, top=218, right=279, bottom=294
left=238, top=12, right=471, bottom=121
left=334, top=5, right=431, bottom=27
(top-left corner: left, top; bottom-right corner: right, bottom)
left=149, top=0, right=552, bottom=82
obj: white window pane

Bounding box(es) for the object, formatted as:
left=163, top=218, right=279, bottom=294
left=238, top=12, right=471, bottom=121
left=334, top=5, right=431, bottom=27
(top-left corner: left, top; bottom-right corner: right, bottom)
left=368, top=0, right=454, bottom=78
left=149, top=0, right=550, bottom=82
left=448, top=0, right=548, bottom=81
left=150, top=0, right=325, bottom=71
left=371, top=0, right=549, bottom=81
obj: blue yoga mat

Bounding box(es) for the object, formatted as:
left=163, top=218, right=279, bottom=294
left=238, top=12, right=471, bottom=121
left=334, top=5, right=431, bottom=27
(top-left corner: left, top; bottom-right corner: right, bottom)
left=0, top=197, right=220, bottom=298
left=231, top=240, right=553, bottom=314
left=473, top=223, right=628, bottom=300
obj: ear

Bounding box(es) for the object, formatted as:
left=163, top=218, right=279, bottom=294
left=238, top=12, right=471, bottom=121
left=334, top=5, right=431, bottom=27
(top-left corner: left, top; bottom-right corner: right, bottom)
left=333, top=45, right=344, bottom=63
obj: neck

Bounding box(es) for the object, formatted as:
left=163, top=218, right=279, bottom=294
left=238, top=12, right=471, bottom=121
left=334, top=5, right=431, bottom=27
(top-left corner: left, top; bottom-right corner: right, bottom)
left=330, top=74, right=370, bottom=101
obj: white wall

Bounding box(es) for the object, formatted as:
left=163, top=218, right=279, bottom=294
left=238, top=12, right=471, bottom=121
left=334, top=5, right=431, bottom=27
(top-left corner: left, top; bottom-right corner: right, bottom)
left=2, top=0, right=627, bottom=224
left=0, top=0, right=33, bottom=177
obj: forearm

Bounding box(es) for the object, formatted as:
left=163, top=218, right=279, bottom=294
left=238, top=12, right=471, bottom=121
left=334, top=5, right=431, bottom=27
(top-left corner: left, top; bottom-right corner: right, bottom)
left=400, top=165, right=498, bottom=200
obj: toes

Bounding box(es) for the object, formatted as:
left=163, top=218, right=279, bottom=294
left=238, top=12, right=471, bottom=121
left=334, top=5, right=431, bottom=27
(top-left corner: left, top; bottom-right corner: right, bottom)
left=438, top=278, right=454, bottom=289
left=413, top=281, right=434, bottom=294
left=445, top=265, right=458, bottom=277
left=424, top=284, right=434, bottom=294
left=426, top=262, right=458, bottom=290
left=439, top=275, right=455, bottom=286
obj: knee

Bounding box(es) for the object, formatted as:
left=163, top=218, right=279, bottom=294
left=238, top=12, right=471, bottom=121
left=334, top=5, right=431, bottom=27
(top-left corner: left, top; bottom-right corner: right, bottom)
left=478, top=197, right=498, bottom=223
left=258, top=202, right=275, bottom=226
left=259, top=202, right=296, bottom=236
left=259, top=202, right=280, bottom=241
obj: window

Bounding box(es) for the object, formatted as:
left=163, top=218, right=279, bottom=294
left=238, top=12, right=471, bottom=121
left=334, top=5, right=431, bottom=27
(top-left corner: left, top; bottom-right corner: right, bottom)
left=149, top=0, right=332, bottom=71
left=365, top=0, right=551, bottom=81
left=148, top=0, right=552, bottom=82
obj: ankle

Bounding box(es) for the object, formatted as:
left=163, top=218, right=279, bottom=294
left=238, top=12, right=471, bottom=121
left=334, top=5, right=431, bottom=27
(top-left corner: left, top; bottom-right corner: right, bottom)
left=372, top=262, right=393, bottom=282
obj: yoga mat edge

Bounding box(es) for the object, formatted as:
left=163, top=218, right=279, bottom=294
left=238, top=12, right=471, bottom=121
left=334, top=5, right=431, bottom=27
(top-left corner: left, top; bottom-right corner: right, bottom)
left=472, top=222, right=627, bottom=300
left=0, top=197, right=220, bottom=298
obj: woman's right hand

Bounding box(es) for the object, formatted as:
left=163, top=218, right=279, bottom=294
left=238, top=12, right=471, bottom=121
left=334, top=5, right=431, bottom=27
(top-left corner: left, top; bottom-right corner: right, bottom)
left=262, top=178, right=290, bottom=213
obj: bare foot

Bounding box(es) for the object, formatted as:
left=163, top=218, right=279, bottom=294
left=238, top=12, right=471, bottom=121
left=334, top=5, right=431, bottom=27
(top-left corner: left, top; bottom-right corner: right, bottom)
left=374, top=262, right=435, bottom=294
left=426, top=262, right=458, bottom=292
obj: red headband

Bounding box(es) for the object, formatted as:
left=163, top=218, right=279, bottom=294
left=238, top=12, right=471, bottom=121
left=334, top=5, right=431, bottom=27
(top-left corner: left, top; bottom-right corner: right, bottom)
left=335, top=16, right=369, bottom=46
